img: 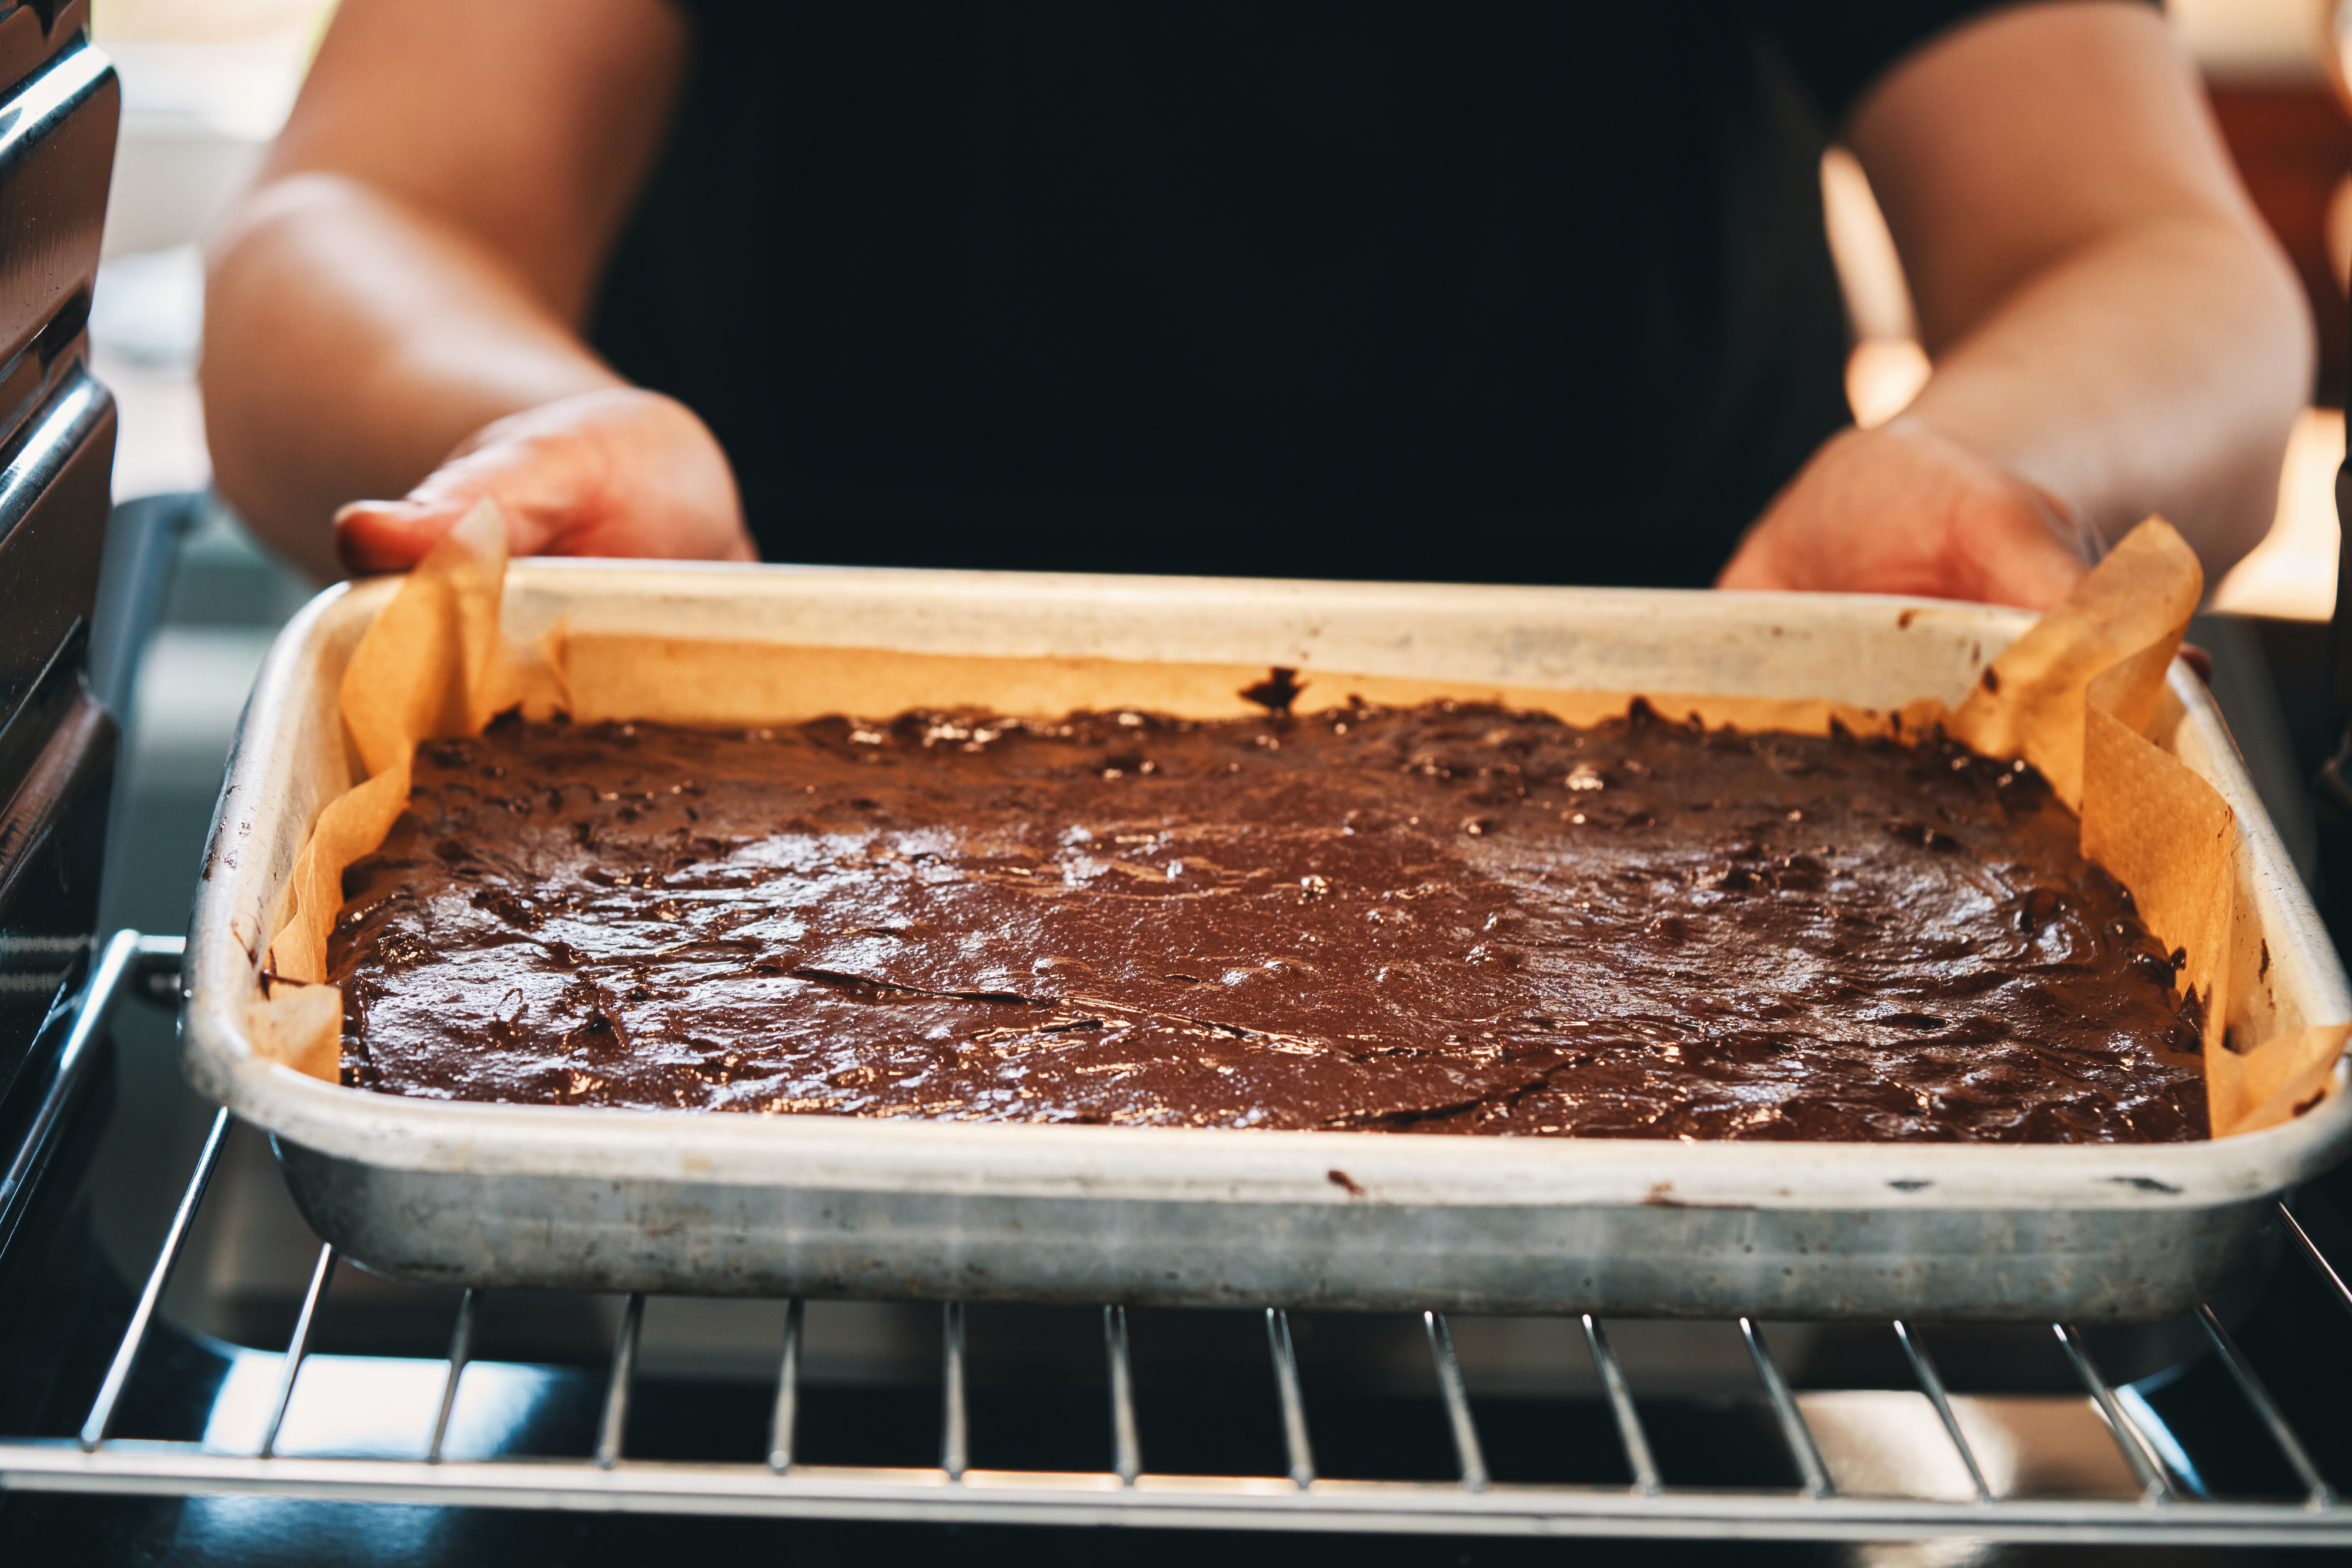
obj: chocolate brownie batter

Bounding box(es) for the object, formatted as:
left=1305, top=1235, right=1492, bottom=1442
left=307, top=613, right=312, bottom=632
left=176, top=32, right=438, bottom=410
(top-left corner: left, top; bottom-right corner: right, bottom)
left=327, top=698, right=2206, bottom=1142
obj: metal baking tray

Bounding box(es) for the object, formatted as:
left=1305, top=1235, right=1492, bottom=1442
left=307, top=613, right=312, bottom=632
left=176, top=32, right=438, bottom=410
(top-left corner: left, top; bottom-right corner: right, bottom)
left=182, top=563, right=2352, bottom=1321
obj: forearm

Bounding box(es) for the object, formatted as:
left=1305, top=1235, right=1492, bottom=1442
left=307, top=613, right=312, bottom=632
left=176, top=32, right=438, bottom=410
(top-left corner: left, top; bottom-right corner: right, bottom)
left=1897, top=211, right=2310, bottom=573
left=202, top=173, right=624, bottom=580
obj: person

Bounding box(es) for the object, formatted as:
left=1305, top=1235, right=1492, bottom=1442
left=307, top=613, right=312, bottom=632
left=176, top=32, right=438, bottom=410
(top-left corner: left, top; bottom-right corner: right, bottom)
left=201, top=0, right=2311, bottom=610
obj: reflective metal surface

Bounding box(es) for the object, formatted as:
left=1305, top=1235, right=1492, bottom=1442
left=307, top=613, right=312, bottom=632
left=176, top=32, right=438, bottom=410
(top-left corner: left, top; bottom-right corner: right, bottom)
left=0, top=32, right=112, bottom=376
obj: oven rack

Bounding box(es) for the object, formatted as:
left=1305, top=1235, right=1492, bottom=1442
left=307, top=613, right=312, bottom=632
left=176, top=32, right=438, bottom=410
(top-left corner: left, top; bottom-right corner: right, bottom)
left=4, top=934, right=2351, bottom=1548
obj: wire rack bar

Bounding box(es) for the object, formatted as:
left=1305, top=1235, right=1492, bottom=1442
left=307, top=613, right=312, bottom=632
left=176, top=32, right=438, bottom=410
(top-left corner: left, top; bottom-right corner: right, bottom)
left=1422, top=1312, right=1487, bottom=1492
left=77, top=1103, right=230, bottom=1452
left=426, top=1288, right=477, bottom=1465
left=1104, top=1305, right=1141, bottom=1486
left=941, top=1302, right=968, bottom=1482
left=1265, top=1308, right=1315, bottom=1489
left=256, top=1244, right=338, bottom=1460
left=1581, top=1313, right=1659, bottom=1496
left=1892, top=1320, right=1990, bottom=1503
left=2052, top=1322, right=2170, bottom=1502
left=2281, top=1200, right=2352, bottom=1316
left=767, top=1298, right=803, bottom=1475
left=594, top=1295, right=645, bottom=1470
left=0, top=932, right=155, bottom=1229
left=2193, top=1302, right=2335, bottom=1508
left=1740, top=1318, right=1830, bottom=1499
left=10, top=1443, right=2352, bottom=1544
left=2116, top=1383, right=2204, bottom=1497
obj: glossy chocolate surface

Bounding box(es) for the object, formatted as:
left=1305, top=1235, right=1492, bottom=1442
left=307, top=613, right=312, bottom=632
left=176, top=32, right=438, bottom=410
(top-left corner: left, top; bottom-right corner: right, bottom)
left=329, top=699, right=2205, bottom=1141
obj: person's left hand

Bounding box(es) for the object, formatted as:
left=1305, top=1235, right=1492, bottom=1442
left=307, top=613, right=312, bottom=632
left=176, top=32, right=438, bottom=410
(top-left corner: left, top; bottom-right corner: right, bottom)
left=1715, top=419, right=2094, bottom=609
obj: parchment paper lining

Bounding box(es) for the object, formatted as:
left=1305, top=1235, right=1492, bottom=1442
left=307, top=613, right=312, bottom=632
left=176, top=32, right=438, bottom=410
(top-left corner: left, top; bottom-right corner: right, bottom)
left=250, top=503, right=2348, bottom=1139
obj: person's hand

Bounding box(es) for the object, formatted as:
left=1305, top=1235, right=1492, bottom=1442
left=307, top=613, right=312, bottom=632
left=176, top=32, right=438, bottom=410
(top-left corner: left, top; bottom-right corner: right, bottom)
left=1715, top=419, right=2094, bottom=609
left=332, top=387, right=756, bottom=574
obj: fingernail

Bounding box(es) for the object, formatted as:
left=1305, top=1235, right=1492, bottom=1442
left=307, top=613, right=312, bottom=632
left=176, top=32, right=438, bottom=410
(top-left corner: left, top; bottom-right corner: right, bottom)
left=332, top=499, right=422, bottom=526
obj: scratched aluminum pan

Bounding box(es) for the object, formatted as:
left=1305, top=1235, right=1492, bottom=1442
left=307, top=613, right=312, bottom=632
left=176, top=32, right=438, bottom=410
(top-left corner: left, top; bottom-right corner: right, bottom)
left=185, top=564, right=2351, bottom=1319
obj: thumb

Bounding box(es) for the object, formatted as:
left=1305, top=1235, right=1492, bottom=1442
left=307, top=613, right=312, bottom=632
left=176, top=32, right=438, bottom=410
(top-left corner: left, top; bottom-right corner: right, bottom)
left=333, top=496, right=479, bottom=575
left=1953, top=487, right=2096, bottom=611
left=332, top=439, right=576, bottom=575
left=1968, top=519, right=2092, bottom=610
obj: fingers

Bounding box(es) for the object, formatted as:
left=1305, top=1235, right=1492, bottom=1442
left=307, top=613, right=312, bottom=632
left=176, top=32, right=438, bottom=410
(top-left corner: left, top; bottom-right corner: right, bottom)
left=1718, top=423, right=2096, bottom=609
left=1954, top=497, right=2091, bottom=609
left=332, top=449, right=573, bottom=572
left=1712, top=531, right=1800, bottom=593
left=330, top=412, right=612, bottom=573
left=333, top=497, right=473, bottom=574
left=1715, top=427, right=1882, bottom=595
left=329, top=389, right=752, bottom=574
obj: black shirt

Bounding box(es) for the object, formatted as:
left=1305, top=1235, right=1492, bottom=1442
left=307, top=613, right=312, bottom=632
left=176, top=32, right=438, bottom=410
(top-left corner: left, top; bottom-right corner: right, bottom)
left=590, top=2, right=2002, bottom=586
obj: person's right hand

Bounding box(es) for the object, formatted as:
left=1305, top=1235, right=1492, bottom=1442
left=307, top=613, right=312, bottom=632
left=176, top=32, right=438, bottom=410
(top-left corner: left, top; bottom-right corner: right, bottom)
left=332, top=387, right=756, bottom=574
left=1716, top=420, right=2094, bottom=609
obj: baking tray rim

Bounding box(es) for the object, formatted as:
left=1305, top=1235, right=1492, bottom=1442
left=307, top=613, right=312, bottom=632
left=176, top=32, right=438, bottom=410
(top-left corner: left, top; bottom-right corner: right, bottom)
left=181, top=561, right=2352, bottom=1215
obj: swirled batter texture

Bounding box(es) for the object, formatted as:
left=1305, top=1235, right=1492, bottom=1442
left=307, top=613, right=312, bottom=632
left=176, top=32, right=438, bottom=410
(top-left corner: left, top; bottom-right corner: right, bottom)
left=328, top=699, right=2206, bottom=1141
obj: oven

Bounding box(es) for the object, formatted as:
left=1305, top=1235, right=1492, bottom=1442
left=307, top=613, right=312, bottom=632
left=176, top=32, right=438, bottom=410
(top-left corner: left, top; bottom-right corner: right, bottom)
left=2, top=11, right=2352, bottom=1562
